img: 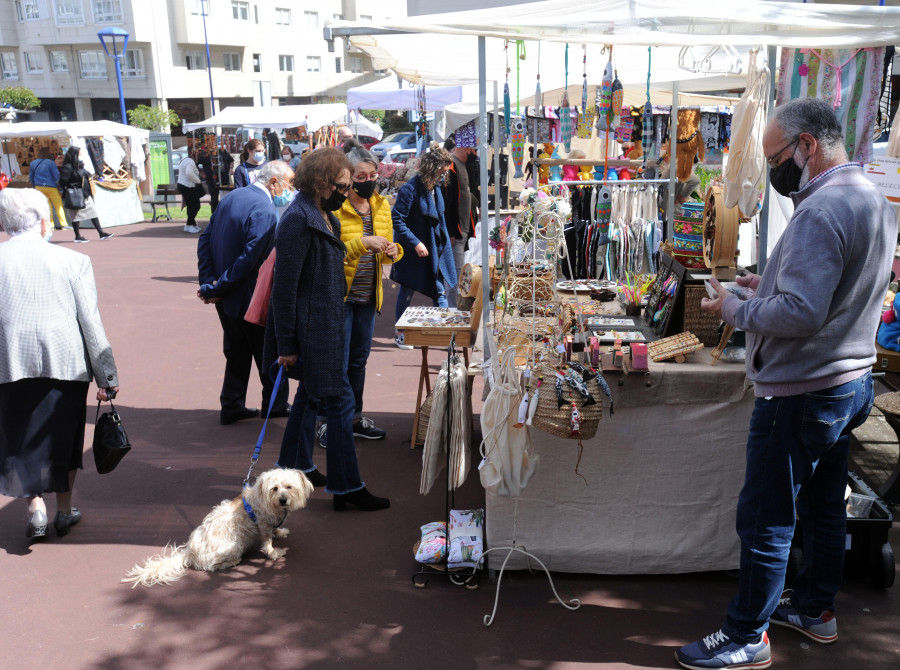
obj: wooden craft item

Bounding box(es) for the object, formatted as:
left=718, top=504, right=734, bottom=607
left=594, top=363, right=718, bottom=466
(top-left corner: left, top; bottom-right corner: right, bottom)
left=646, top=332, right=703, bottom=363
left=703, top=184, right=740, bottom=281
left=710, top=324, right=735, bottom=366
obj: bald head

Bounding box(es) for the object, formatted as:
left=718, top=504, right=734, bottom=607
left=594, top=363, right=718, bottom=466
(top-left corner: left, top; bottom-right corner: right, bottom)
left=337, top=126, right=353, bottom=143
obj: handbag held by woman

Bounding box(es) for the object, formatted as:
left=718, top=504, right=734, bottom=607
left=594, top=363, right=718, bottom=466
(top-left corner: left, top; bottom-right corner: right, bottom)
left=93, top=392, right=131, bottom=474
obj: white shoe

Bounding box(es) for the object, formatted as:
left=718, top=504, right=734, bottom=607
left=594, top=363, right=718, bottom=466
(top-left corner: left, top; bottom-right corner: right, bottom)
left=395, top=332, right=414, bottom=350
left=184, top=224, right=200, bottom=234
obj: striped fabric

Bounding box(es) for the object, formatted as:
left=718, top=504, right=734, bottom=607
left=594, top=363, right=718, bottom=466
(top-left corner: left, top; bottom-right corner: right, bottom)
left=346, top=210, right=376, bottom=304
left=777, top=47, right=884, bottom=164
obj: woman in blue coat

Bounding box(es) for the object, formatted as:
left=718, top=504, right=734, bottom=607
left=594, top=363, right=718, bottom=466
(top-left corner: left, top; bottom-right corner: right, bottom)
left=389, top=145, right=456, bottom=349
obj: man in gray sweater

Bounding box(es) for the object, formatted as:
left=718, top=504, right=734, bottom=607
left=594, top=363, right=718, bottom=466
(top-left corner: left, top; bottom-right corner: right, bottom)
left=677, top=98, right=895, bottom=669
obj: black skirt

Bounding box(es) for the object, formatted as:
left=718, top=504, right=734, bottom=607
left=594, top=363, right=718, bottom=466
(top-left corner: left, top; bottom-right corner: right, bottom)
left=0, top=378, right=89, bottom=498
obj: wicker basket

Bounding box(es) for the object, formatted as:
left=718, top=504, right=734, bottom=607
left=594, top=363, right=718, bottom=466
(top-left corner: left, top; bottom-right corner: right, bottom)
left=415, top=393, right=433, bottom=446
left=682, top=285, right=722, bottom=346
left=530, top=362, right=604, bottom=440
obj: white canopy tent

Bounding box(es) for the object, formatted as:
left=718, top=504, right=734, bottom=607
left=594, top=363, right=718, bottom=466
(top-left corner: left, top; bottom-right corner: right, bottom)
left=181, top=103, right=348, bottom=132
left=0, top=120, right=149, bottom=143
left=346, top=75, right=464, bottom=112
left=345, top=111, right=384, bottom=140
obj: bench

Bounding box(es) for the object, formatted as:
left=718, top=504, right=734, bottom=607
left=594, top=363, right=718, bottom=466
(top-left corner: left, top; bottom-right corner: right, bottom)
left=145, top=184, right=178, bottom=222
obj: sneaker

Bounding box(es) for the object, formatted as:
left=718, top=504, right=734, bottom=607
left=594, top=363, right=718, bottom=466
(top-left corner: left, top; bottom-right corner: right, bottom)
left=769, top=589, right=837, bottom=644
left=395, top=332, right=413, bottom=350
left=316, top=422, right=327, bottom=449
left=353, top=416, right=386, bottom=440
left=675, top=630, right=771, bottom=670
left=74, top=237, right=89, bottom=243
left=184, top=224, right=201, bottom=234
left=100, top=233, right=114, bottom=240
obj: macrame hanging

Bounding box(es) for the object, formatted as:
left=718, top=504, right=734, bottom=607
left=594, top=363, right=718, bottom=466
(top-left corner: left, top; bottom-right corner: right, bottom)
left=535, top=41, right=543, bottom=110
left=560, top=44, right=573, bottom=153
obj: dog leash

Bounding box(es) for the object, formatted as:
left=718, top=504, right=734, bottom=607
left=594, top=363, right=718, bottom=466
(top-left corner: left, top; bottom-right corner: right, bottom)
left=243, top=363, right=285, bottom=488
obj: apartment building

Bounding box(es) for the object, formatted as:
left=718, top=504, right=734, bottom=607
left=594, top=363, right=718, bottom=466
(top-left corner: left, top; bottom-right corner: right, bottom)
left=0, top=0, right=406, bottom=126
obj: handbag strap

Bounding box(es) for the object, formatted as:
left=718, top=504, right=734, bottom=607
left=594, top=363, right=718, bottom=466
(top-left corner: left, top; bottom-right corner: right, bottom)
left=95, top=398, right=118, bottom=421
left=243, top=363, right=284, bottom=486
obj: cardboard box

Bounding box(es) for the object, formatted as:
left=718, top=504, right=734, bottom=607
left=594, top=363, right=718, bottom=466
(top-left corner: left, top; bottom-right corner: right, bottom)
left=874, top=342, right=900, bottom=373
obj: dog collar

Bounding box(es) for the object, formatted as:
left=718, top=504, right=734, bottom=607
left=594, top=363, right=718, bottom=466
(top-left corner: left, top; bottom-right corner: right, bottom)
left=242, top=496, right=258, bottom=523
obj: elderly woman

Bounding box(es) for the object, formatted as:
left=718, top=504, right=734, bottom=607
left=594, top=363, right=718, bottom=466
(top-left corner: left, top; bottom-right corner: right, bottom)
left=312, top=143, right=403, bottom=449
left=0, top=188, right=119, bottom=540
left=389, top=144, right=456, bottom=349
left=269, top=148, right=389, bottom=511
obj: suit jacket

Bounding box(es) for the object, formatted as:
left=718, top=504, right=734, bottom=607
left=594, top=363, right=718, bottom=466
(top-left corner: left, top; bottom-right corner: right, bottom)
left=197, top=183, right=278, bottom=320
left=0, top=231, right=118, bottom=387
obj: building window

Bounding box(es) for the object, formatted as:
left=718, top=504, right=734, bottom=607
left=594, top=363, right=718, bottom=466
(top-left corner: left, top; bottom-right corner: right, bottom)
left=190, top=0, right=210, bottom=15
left=303, top=10, right=317, bottom=30
left=185, top=51, right=204, bottom=71
left=122, top=49, right=144, bottom=77
left=335, top=57, right=341, bottom=73
left=92, top=0, right=122, bottom=23
left=16, top=0, right=45, bottom=21
left=348, top=57, right=363, bottom=74
left=78, top=50, right=106, bottom=79
left=333, top=13, right=343, bottom=20
left=360, top=14, right=372, bottom=21
left=55, top=0, right=85, bottom=25
left=1, top=53, right=19, bottom=80
left=231, top=0, right=248, bottom=21
left=50, top=50, right=69, bottom=72
left=275, top=7, right=290, bottom=25
left=252, top=53, right=260, bottom=73
left=279, top=55, right=294, bottom=72
left=224, top=52, right=241, bottom=71
left=306, top=56, right=320, bottom=73
left=24, top=52, right=43, bottom=73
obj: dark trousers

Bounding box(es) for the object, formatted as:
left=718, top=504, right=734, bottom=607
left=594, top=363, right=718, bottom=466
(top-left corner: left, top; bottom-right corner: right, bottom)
left=208, top=186, right=220, bottom=215
left=216, top=304, right=288, bottom=415
left=177, top=184, right=203, bottom=226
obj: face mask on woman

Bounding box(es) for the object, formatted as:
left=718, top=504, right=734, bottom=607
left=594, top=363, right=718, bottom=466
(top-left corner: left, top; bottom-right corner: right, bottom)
left=321, top=190, right=347, bottom=211
left=282, top=154, right=291, bottom=162
left=351, top=180, right=377, bottom=200
left=252, top=151, right=266, bottom=163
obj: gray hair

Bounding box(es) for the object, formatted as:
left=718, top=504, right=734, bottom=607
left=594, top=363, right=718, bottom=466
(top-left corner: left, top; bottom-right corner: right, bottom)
left=256, top=159, right=293, bottom=184
left=345, top=145, right=379, bottom=171
left=772, top=98, right=847, bottom=159
left=0, top=187, right=50, bottom=235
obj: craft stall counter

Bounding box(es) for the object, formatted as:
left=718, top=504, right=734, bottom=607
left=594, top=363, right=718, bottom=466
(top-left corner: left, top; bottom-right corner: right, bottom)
left=485, top=330, right=753, bottom=575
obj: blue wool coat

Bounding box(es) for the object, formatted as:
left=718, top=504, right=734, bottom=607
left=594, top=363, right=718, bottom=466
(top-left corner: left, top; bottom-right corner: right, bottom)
left=266, top=190, right=347, bottom=397
left=197, top=184, right=277, bottom=320
left=389, top=175, right=457, bottom=300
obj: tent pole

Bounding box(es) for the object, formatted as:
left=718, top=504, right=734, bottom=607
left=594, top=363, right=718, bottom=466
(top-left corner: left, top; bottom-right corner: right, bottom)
left=757, top=45, right=778, bottom=274
left=667, top=81, right=679, bottom=242
left=479, top=36, right=490, bottom=332
left=493, top=79, right=501, bottom=237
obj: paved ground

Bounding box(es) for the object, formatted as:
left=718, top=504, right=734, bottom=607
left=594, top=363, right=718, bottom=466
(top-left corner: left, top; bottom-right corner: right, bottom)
left=1, top=219, right=898, bottom=670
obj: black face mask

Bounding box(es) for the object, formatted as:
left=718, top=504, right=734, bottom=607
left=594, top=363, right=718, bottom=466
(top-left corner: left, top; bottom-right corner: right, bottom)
left=351, top=180, right=377, bottom=200
left=769, top=152, right=806, bottom=197
left=321, top=191, right=347, bottom=212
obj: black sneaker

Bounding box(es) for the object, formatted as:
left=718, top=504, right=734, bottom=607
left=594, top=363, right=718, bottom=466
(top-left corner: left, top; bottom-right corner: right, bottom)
left=100, top=233, right=114, bottom=240
left=353, top=417, right=386, bottom=440
left=74, top=237, right=89, bottom=243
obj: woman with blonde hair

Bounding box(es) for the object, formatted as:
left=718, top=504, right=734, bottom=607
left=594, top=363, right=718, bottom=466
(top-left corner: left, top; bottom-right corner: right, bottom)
left=389, top=144, right=456, bottom=349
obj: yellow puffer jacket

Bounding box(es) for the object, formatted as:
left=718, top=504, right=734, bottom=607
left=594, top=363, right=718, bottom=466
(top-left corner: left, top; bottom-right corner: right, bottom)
left=337, top=191, right=403, bottom=312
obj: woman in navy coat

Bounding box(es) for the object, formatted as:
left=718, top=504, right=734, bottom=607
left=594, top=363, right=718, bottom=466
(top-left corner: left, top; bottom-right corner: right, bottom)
left=269, top=148, right=389, bottom=512
left=389, top=145, right=456, bottom=348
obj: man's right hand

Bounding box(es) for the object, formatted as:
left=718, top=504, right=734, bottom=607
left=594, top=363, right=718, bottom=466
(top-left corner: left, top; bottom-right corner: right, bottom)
left=736, top=273, right=761, bottom=291
left=278, top=355, right=297, bottom=367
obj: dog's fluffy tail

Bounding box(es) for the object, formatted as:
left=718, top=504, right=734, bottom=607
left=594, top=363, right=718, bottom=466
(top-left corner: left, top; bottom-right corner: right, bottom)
left=122, top=543, right=189, bottom=588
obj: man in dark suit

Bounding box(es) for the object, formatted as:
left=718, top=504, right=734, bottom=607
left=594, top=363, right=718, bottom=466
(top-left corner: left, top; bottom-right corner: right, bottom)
left=197, top=160, right=294, bottom=425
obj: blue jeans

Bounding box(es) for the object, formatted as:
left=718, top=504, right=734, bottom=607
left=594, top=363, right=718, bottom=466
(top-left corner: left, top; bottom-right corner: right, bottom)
left=395, top=282, right=447, bottom=323
left=344, top=301, right=376, bottom=420
left=723, top=372, right=874, bottom=642
left=276, top=375, right=365, bottom=495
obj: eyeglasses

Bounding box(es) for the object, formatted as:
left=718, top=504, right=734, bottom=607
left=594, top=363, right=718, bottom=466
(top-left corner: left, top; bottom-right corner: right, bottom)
left=765, top=137, right=799, bottom=169
left=353, top=174, right=378, bottom=183
left=332, top=182, right=352, bottom=193
left=279, top=179, right=295, bottom=192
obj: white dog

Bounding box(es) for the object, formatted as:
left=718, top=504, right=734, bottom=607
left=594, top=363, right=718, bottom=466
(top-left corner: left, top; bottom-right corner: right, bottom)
left=123, top=469, right=314, bottom=587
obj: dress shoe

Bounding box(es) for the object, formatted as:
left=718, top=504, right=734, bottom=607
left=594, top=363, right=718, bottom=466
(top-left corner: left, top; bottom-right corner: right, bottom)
left=304, top=469, right=328, bottom=488
left=220, top=407, right=260, bottom=425
left=265, top=405, right=291, bottom=419
left=333, top=487, right=390, bottom=511
left=54, top=508, right=82, bottom=537
left=26, top=510, right=48, bottom=539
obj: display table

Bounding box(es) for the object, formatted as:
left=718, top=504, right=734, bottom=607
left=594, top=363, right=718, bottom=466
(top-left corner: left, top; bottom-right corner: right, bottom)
left=92, top=182, right=144, bottom=227
left=486, top=347, right=753, bottom=574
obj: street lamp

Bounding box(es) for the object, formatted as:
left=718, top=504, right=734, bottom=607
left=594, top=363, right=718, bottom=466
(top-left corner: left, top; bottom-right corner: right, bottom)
left=97, top=26, right=129, bottom=124
left=200, top=0, right=216, bottom=115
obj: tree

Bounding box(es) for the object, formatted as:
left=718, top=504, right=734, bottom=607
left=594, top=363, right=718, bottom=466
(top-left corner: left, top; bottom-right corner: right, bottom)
left=0, top=85, right=41, bottom=110
left=127, top=104, right=181, bottom=132
left=360, top=109, right=384, bottom=124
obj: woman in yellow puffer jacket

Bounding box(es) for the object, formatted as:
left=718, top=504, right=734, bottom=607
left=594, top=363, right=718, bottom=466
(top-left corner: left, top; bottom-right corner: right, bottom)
left=317, top=142, right=403, bottom=446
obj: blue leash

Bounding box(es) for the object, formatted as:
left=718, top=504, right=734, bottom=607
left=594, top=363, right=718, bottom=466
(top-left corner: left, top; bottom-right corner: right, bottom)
left=243, top=363, right=285, bottom=488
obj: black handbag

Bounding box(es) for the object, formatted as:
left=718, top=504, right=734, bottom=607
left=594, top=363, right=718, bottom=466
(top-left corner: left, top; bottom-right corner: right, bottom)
left=63, top=185, right=85, bottom=210
left=92, top=395, right=131, bottom=474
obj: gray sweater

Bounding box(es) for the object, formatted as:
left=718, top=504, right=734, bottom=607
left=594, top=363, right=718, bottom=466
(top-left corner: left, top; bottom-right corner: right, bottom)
left=722, top=165, right=894, bottom=397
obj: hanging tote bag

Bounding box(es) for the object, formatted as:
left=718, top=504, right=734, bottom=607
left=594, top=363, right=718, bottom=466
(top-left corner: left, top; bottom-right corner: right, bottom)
left=244, top=248, right=276, bottom=327
left=63, top=185, right=86, bottom=210
left=92, top=395, right=132, bottom=474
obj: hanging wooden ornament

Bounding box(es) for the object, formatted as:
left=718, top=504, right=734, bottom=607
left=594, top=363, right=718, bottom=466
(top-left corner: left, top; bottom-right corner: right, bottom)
left=511, top=116, right=526, bottom=178
left=595, top=60, right=613, bottom=132
left=609, top=71, right=624, bottom=131
left=560, top=90, right=573, bottom=153
left=504, top=40, right=511, bottom=137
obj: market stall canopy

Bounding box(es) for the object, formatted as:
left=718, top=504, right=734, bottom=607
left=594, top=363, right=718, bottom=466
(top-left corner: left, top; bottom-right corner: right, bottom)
left=327, top=0, right=900, bottom=48
left=346, top=111, right=384, bottom=140
left=0, top=120, right=149, bottom=142
left=346, top=75, right=464, bottom=111
left=182, top=103, right=348, bottom=132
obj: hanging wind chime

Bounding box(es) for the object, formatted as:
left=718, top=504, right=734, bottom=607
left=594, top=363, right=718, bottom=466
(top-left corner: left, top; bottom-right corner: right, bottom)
left=504, top=40, right=511, bottom=138
left=560, top=43, right=573, bottom=153
left=511, top=40, right=527, bottom=178
left=642, top=47, right=654, bottom=172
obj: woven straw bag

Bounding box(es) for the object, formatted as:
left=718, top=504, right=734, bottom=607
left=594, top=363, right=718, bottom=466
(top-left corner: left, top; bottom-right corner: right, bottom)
left=415, top=393, right=433, bottom=446
left=530, top=361, right=604, bottom=440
